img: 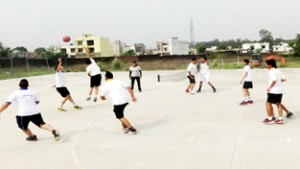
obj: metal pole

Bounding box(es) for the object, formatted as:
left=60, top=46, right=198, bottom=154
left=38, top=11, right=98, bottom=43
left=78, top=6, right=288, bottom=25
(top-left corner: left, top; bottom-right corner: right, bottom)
left=43, top=52, right=50, bottom=72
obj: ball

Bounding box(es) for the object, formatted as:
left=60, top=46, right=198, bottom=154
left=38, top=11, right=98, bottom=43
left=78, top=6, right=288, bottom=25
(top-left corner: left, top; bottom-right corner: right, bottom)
left=62, top=36, right=71, bottom=43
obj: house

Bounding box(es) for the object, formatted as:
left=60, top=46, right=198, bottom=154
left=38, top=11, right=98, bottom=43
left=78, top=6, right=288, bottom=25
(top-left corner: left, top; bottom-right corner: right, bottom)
left=273, top=42, right=293, bottom=53
left=242, top=42, right=270, bottom=53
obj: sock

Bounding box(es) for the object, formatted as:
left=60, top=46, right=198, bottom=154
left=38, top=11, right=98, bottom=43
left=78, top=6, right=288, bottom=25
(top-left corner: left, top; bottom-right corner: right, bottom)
left=247, top=96, right=252, bottom=101
left=59, top=104, right=63, bottom=108
left=243, top=97, right=248, bottom=101
left=268, top=117, right=273, bottom=120
left=278, top=117, right=283, bottom=120
left=71, top=102, right=76, bottom=105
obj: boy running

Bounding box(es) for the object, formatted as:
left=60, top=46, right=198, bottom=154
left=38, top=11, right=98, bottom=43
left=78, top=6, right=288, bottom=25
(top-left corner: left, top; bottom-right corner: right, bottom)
left=186, top=58, right=197, bottom=94
left=100, top=71, right=137, bottom=134
left=84, top=47, right=102, bottom=102
left=54, top=58, right=81, bottom=112
left=197, top=56, right=216, bottom=93
left=129, top=60, right=142, bottom=92
left=0, top=79, right=60, bottom=141
left=240, top=59, right=253, bottom=105
left=263, top=59, right=285, bottom=124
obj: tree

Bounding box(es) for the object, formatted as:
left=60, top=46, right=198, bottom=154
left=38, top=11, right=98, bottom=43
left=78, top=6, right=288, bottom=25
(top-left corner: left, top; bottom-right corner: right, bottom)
left=122, top=49, right=136, bottom=56
left=34, top=47, right=47, bottom=55
left=259, top=29, right=274, bottom=45
left=13, top=46, right=28, bottom=52
left=0, top=42, right=12, bottom=58
left=289, top=34, right=300, bottom=57
left=195, top=43, right=206, bottom=54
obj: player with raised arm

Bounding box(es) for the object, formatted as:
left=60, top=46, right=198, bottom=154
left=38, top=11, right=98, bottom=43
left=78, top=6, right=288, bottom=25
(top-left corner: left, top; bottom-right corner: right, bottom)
left=54, top=58, right=81, bottom=112
left=84, top=47, right=102, bottom=102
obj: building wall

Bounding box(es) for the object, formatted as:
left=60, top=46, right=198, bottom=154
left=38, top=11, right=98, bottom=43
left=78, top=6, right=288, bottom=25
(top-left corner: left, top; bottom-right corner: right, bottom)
left=168, top=37, right=189, bottom=55
left=242, top=42, right=270, bottom=53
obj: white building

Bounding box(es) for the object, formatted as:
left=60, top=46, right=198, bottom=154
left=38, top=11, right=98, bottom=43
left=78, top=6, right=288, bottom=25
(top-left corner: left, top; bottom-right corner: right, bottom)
left=242, top=42, right=270, bottom=53
left=273, top=42, right=293, bottom=53
left=156, top=37, right=189, bottom=55
left=111, top=40, right=123, bottom=56
left=206, top=46, right=218, bottom=52
left=168, top=37, right=189, bottom=55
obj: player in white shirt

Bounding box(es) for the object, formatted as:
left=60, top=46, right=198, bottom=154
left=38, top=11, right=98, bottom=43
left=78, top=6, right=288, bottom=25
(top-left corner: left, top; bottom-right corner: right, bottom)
left=54, top=58, right=81, bottom=112
left=239, top=59, right=254, bottom=105
left=186, top=58, right=197, bottom=94
left=84, top=47, right=102, bottom=102
left=196, top=56, right=216, bottom=93
left=0, top=79, right=60, bottom=141
left=263, top=59, right=285, bottom=124
left=129, top=60, right=142, bottom=92
left=100, top=71, right=137, bottom=134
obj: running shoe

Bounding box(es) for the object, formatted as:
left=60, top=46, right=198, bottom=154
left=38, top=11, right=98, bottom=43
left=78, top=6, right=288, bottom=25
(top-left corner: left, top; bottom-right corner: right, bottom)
left=263, top=118, right=275, bottom=124
left=124, top=127, right=137, bottom=135
left=52, top=130, right=60, bottom=141
left=93, top=97, right=97, bottom=102
left=213, top=88, right=216, bottom=93
left=248, top=100, right=253, bottom=104
left=196, top=89, right=201, bottom=93
left=239, top=101, right=248, bottom=105
left=57, top=107, right=67, bottom=112
left=286, top=112, right=294, bottom=118
left=86, top=97, right=91, bottom=101
left=74, top=105, right=82, bottom=110
left=275, top=119, right=284, bottom=124
left=26, top=135, right=38, bottom=141
left=190, top=91, right=196, bottom=95
left=185, top=89, right=190, bottom=93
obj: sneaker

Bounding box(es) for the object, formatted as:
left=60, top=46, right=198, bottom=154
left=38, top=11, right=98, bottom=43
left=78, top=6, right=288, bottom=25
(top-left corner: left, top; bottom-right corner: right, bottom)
left=93, top=97, right=97, bottom=102
left=248, top=100, right=253, bottom=104
left=213, top=88, right=216, bottom=93
left=129, top=127, right=137, bottom=135
left=185, top=89, right=189, bottom=93
left=139, top=89, right=142, bottom=92
left=74, top=105, right=82, bottom=110
left=239, top=101, right=248, bottom=105
left=52, top=130, right=60, bottom=141
left=196, top=89, right=201, bottom=93
left=286, top=112, right=294, bottom=118
left=263, top=118, right=275, bottom=124
left=57, top=107, right=67, bottom=112
left=86, top=97, right=91, bottom=101
left=275, top=119, right=284, bottom=124
left=190, top=91, right=196, bottom=95
left=26, top=135, right=38, bottom=141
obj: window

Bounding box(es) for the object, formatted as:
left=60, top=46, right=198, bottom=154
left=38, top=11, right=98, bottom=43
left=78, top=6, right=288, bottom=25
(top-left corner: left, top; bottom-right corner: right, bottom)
left=87, top=40, right=94, bottom=46
left=71, top=48, right=75, bottom=53
left=89, top=48, right=94, bottom=53
left=77, top=41, right=83, bottom=45
left=78, top=48, right=83, bottom=53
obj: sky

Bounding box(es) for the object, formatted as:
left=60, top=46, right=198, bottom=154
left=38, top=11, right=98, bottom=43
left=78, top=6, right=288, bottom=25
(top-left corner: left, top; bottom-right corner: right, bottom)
left=0, top=0, right=300, bottom=51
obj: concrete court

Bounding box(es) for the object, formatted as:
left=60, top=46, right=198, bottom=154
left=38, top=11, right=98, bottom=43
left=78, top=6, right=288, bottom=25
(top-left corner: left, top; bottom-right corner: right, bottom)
left=0, top=68, right=299, bottom=169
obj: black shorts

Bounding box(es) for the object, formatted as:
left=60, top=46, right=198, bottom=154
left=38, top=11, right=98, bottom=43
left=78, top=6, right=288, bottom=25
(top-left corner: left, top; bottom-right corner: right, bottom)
left=113, top=103, right=128, bottom=119
left=56, top=87, right=70, bottom=98
left=243, top=81, right=253, bottom=89
left=267, top=93, right=283, bottom=104
left=16, top=113, right=45, bottom=130
left=187, top=76, right=196, bottom=84
left=90, top=74, right=101, bottom=87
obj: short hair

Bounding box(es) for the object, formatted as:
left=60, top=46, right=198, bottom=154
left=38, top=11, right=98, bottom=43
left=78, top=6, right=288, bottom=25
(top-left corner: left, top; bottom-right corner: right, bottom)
left=201, top=56, right=208, bottom=61
left=265, top=59, right=277, bottom=68
left=191, top=58, right=196, bottom=61
left=19, top=79, right=29, bottom=88
left=243, top=59, right=250, bottom=64
left=132, top=60, right=137, bottom=64
left=105, top=71, right=113, bottom=79
left=85, top=58, right=92, bottom=65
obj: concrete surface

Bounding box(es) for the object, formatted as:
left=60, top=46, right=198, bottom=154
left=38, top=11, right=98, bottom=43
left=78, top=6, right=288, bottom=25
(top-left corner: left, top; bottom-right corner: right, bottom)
left=0, top=69, right=299, bottom=169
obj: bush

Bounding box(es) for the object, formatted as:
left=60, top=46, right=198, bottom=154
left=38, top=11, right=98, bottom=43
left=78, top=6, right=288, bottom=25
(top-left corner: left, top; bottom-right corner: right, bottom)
left=110, top=58, right=122, bottom=70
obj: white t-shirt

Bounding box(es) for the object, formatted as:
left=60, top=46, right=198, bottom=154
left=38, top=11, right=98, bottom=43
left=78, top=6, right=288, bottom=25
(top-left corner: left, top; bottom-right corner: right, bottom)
left=86, top=59, right=101, bottom=76
left=100, top=80, right=130, bottom=105
left=55, top=71, right=65, bottom=87
left=129, top=66, right=141, bottom=77
left=243, top=65, right=252, bottom=82
left=6, top=89, right=40, bottom=116
left=187, top=63, right=197, bottom=76
left=200, top=62, right=210, bottom=75
left=268, top=68, right=284, bottom=94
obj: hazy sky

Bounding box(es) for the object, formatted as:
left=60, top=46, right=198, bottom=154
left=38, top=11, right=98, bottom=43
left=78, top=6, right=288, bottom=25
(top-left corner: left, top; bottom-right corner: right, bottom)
left=1, top=0, right=299, bottom=51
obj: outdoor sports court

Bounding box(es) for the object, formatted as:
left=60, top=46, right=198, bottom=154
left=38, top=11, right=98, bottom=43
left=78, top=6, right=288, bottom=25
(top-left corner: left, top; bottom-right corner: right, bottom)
left=0, top=69, right=299, bottom=169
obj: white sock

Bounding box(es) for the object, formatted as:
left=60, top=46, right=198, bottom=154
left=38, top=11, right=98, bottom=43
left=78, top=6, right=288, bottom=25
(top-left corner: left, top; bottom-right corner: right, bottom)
left=278, top=117, right=283, bottom=120
left=268, top=117, right=273, bottom=120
